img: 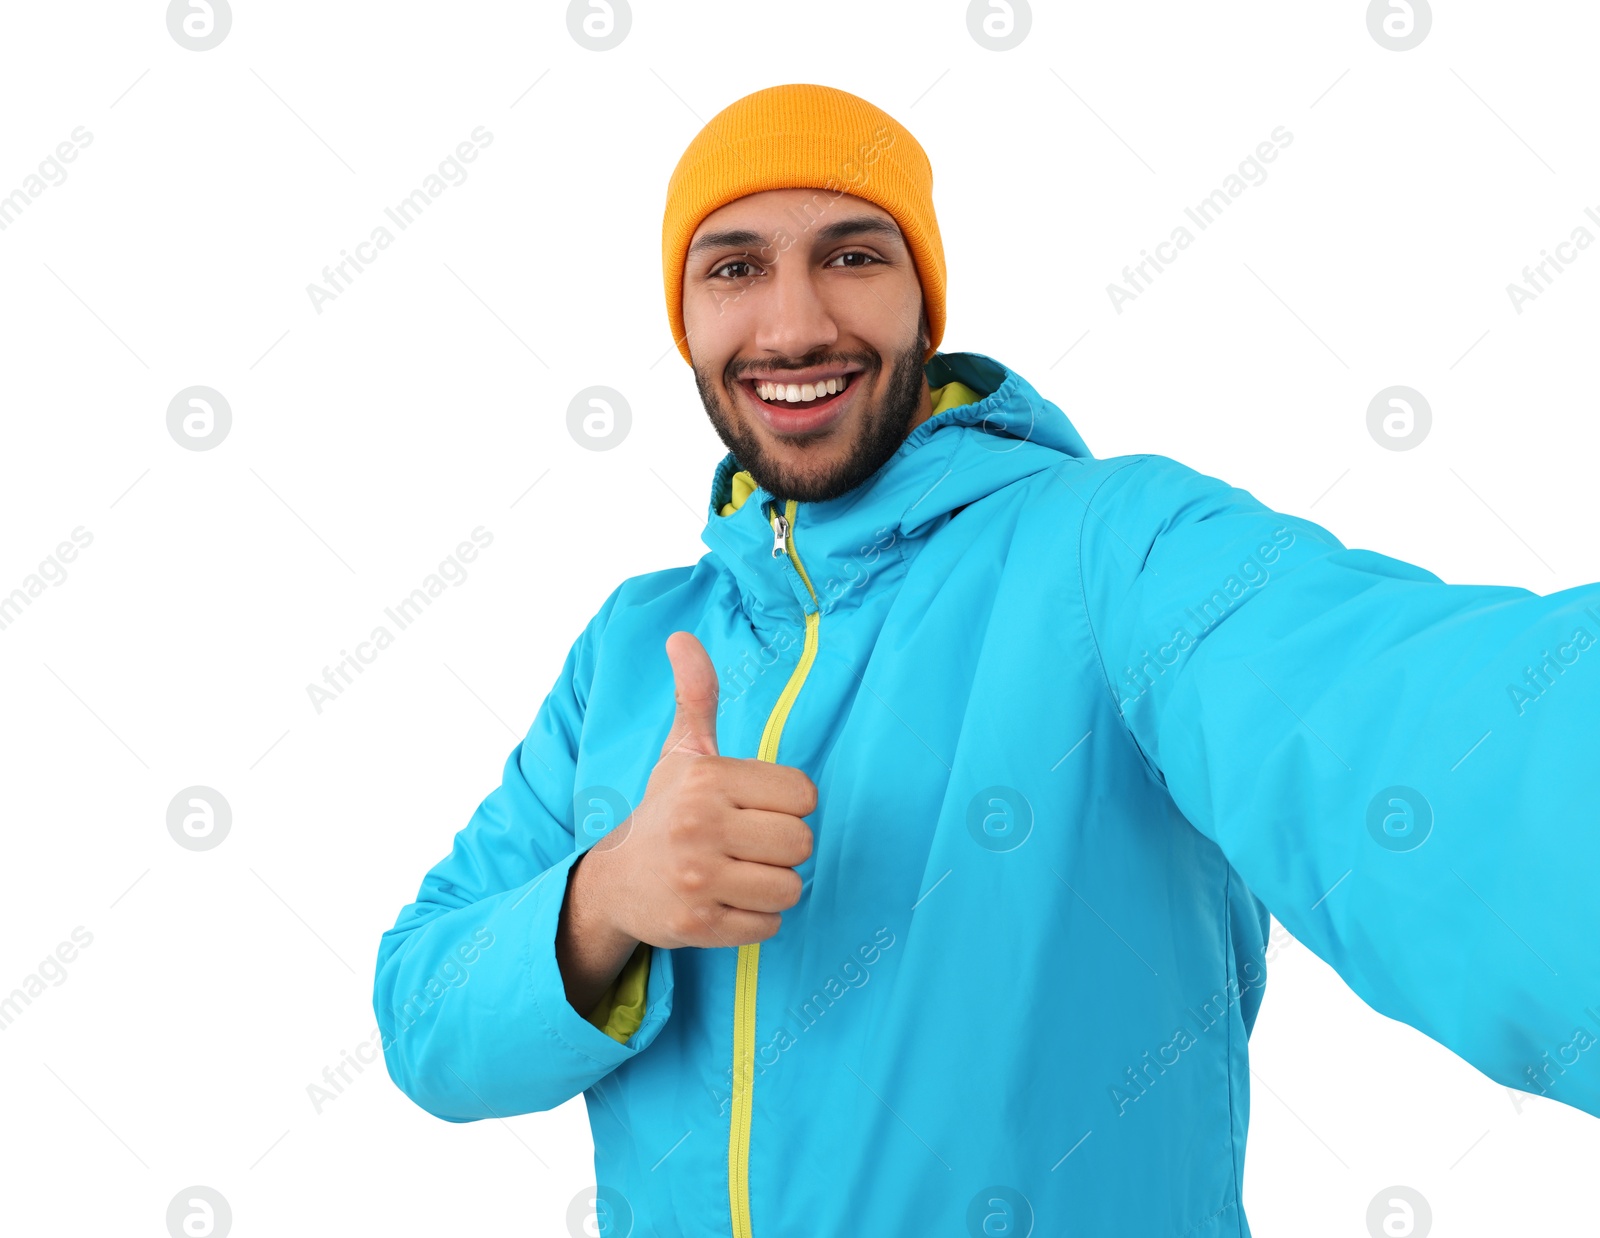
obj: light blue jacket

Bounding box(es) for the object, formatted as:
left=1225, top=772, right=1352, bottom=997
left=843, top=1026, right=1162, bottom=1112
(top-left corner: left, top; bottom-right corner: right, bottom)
left=374, top=351, right=1600, bottom=1237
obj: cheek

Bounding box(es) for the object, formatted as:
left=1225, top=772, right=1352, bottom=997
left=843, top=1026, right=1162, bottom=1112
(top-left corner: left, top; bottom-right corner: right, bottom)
left=683, top=295, right=738, bottom=361
left=828, top=278, right=919, bottom=335
left=685, top=284, right=756, bottom=348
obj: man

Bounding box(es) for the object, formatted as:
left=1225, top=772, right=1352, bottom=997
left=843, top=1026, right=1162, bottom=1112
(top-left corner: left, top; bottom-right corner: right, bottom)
left=373, top=83, right=1600, bottom=1236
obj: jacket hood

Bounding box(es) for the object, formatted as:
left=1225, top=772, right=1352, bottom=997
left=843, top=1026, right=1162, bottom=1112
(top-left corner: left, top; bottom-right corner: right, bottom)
left=699, top=350, right=1094, bottom=624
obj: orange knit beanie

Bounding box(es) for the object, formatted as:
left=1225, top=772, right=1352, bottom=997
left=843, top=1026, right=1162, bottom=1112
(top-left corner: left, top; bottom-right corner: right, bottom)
left=661, top=82, right=946, bottom=367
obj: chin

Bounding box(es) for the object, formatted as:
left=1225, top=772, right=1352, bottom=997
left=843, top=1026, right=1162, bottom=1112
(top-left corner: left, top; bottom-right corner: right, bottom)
left=768, top=455, right=868, bottom=504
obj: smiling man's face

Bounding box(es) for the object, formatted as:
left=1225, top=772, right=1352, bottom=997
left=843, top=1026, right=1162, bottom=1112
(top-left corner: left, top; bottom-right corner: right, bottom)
left=682, top=188, right=933, bottom=505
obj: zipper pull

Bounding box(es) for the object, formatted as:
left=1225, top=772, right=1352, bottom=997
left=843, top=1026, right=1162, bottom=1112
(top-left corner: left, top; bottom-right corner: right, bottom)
left=771, top=509, right=789, bottom=558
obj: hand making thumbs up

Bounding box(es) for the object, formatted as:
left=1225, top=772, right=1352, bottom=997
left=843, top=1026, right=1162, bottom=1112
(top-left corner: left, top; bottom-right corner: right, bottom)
left=581, top=631, right=817, bottom=951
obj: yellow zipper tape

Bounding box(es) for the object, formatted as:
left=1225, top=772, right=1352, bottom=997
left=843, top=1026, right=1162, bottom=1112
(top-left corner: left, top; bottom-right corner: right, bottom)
left=729, top=500, right=820, bottom=1238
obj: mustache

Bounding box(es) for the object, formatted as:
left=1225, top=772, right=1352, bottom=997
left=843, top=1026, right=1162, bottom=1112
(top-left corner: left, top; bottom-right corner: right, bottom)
left=731, top=357, right=875, bottom=380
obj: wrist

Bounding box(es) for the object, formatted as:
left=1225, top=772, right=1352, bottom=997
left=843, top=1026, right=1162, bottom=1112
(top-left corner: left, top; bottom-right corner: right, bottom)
left=571, top=843, right=639, bottom=956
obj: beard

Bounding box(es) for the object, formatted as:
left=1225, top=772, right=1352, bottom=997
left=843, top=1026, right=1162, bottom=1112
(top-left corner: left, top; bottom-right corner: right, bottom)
left=693, top=318, right=929, bottom=506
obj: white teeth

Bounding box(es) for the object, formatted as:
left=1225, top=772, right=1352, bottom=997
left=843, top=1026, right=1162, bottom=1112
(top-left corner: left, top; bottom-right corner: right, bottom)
left=756, top=374, right=851, bottom=402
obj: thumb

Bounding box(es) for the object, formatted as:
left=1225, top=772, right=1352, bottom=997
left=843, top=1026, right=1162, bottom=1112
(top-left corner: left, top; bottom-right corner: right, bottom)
left=662, top=631, right=720, bottom=759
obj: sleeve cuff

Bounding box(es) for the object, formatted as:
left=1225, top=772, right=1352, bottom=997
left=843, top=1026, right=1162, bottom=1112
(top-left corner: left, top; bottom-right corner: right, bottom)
left=526, top=848, right=674, bottom=1069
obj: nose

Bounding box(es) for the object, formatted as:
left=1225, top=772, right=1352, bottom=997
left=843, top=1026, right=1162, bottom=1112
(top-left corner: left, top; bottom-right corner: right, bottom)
left=752, top=248, right=838, bottom=361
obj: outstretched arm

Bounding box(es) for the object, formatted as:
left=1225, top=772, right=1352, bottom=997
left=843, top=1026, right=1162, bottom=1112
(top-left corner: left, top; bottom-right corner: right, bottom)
left=1078, top=453, right=1600, bottom=1116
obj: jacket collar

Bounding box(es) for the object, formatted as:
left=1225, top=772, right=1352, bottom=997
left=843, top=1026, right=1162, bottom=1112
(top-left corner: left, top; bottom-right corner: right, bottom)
left=699, top=351, right=1094, bottom=624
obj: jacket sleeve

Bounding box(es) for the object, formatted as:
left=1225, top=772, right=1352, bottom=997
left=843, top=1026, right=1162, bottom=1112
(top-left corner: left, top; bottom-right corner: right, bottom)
left=1077, top=453, right=1600, bottom=1117
left=372, top=591, right=674, bottom=1122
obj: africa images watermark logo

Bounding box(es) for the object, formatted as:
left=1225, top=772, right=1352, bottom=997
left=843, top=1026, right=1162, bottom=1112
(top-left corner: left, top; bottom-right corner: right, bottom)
left=1115, top=526, right=1298, bottom=711
left=1505, top=205, right=1600, bottom=316
left=1107, top=126, right=1294, bottom=314
left=0, top=926, right=95, bottom=1034
left=707, top=927, right=897, bottom=1119
left=304, top=526, right=494, bottom=713
left=0, top=526, right=94, bottom=634
left=1505, top=607, right=1600, bottom=717
left=309, top=927, right=495, bottom=1115
left=306, top=127, right=495, bottom=315
left=0, top=126, right=93, bottom=234
left=1366, top=785, right=1433, bottom=852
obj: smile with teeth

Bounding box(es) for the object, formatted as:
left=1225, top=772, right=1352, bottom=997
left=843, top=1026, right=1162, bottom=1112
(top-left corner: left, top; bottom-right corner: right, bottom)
left=751, top=373, right=854, bottom=409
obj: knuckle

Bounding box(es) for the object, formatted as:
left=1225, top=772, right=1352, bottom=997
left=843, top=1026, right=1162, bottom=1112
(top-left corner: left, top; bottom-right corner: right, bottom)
left=696, top=905, right=732, bottom=947
left=666, top=806, right=708, bottom=845
left=669, top=909, right=703, bottom=941
left=685, top=759, right=722, bottom=796
left=663, top=815, right=691, bottom=847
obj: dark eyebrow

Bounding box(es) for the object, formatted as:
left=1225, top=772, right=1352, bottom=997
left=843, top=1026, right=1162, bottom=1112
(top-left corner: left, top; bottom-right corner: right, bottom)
left=686, top=214, right=903, bottom=263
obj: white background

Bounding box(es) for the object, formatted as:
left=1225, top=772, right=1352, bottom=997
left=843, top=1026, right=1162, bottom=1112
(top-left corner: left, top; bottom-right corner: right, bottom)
left=1, top=1, right=1596, bottom=1235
